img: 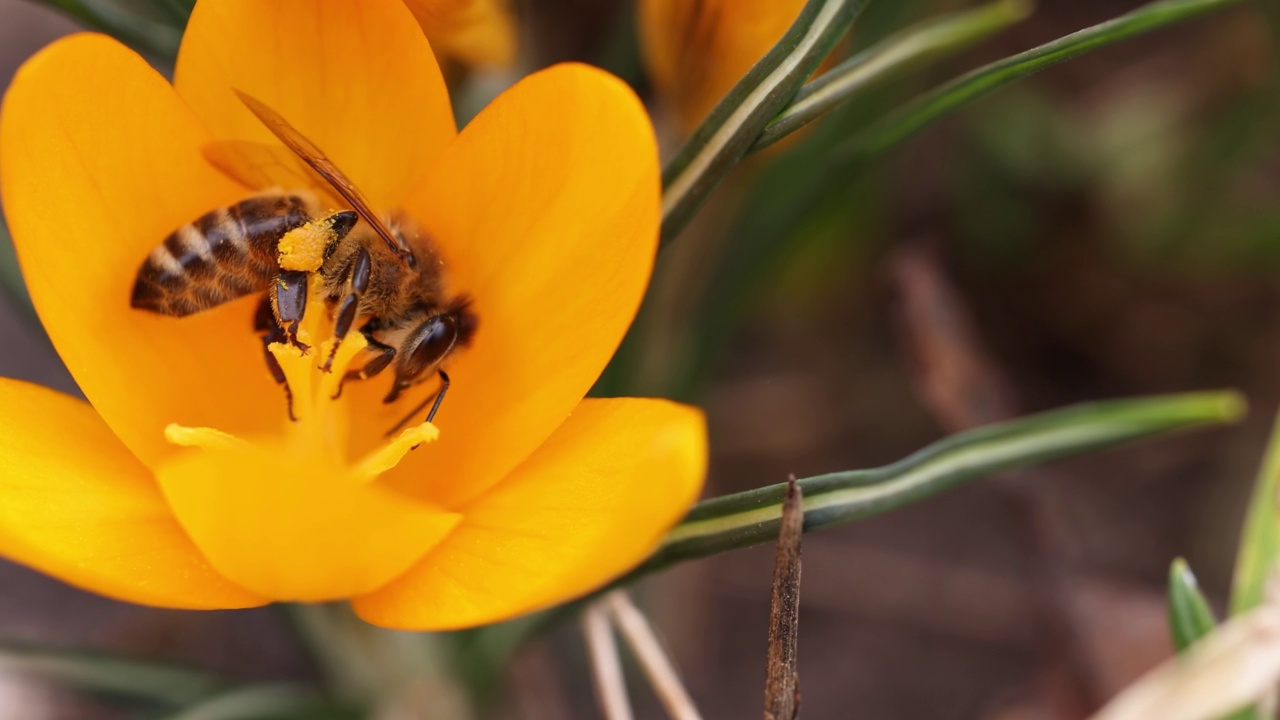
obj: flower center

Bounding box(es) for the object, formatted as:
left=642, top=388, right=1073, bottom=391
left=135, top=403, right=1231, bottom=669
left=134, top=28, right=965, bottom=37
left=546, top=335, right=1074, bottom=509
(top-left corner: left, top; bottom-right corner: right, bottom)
left=151, top=219, right=461, bottom=602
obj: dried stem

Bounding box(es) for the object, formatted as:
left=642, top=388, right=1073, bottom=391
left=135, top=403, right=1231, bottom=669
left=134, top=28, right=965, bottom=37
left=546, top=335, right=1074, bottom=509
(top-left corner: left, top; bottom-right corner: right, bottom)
left=606, top=592, right=704, bottom=720
left=764, top=477, right=804, bottom=720
left=583, top=603, right=634, bottom=720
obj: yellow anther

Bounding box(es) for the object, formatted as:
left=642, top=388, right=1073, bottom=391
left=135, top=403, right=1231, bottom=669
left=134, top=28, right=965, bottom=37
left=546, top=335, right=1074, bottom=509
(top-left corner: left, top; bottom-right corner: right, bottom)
left=350, top=422, right=440, bottom=484
left=164, top=423, right=252, bottom=452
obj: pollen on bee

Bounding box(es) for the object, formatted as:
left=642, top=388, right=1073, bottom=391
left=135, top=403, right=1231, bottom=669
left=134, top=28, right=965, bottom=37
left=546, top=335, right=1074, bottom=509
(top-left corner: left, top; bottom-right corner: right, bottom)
left=277, top=213, right=347, bottom=272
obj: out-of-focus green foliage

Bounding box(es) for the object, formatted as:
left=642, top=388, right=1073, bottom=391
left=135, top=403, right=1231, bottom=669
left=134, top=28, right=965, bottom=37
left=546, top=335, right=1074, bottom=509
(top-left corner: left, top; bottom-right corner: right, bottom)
left=755, top=0, right=1031, bottom=149
left=0, top=643, right=222, bottom=706
left=1168, top=558, right=1218, bottom=652
left=648, top=0, right=1249, bottom=401
left=150, top=684, right=355, bottom=720
left=1231, top=410, right=1280, bottom=615
left=842, top=0, right=1248, bottom=162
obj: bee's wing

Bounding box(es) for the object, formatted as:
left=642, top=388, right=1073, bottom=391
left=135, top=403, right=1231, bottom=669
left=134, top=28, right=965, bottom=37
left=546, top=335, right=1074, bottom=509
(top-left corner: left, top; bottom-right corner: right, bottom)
left=234, top=90, right=414, bottom=263
left=202, top=139, right=343, bottom=207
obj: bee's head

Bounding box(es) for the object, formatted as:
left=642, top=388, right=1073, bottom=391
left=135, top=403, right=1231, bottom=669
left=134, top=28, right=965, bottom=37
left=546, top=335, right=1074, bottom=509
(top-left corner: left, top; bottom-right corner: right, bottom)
left=384, top=297, right=477, bottom=403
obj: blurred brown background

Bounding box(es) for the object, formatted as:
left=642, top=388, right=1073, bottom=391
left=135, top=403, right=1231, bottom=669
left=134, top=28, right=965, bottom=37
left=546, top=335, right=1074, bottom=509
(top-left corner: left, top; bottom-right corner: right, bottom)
left=1, top=0, right=1277, bottom=718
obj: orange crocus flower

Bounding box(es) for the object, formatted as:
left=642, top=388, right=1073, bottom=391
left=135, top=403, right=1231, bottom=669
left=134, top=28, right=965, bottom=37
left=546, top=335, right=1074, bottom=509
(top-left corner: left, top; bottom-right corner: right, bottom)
left=405, top=0, right=517, bottom=68
left=639, top=0, right=807, bottom=132
left=0, top=0, right=705, bottom=630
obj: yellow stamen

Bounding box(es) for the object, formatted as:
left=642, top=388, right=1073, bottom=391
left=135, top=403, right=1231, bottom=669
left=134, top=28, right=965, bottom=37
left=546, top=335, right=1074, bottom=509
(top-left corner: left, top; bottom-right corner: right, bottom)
left=153, top=221, right=457, bottom=601
left=351, top=424, right=440, bottom=484
left=165, top=220, right=438, bottom=488
left=164, top=424, right=251, bottom=452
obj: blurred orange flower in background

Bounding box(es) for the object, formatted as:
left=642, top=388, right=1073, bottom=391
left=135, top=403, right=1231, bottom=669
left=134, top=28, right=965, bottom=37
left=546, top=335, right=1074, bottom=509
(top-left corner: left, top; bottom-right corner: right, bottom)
left=405, top=0, right=517, bottom=68
left=0, top=0, right=706, bottom=630
left=638, top=0, right=808, bottom=132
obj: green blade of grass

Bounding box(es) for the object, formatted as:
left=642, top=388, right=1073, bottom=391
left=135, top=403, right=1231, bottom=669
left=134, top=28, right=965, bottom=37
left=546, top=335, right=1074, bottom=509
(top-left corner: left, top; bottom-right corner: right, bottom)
left=669, top=0, right=1244, bottom=403
left=1168, top=558, right=1218, bottom=652
left=628, top=391, right=1244, bottom=578
left=659, top=0, right=869, bottom=248
left=753, top=0, right=1032, bottom=151
left=149, top=684, right=350, bottom=720
left=0, top=643, right=222, bottom=707
left=839, top=0, right=1246, bottom=163
left=1231, top=409, right=1280, bottom=615
left=459, top=391, right=1246, bottom=698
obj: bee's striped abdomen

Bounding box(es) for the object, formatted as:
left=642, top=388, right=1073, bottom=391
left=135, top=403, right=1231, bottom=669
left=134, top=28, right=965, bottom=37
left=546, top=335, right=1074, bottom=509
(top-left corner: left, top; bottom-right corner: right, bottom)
left=131, top=193, right=314, bottom=317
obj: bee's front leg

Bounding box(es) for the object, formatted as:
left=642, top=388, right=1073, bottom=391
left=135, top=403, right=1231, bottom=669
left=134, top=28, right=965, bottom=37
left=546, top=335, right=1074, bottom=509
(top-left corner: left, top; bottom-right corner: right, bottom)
left=270, top=270, right=310, bottom=351
left=320, top=247, right=372, bottom=372
left=330, top=321, right=397, bottom=400
left=254, top=295, right=298, bottom=421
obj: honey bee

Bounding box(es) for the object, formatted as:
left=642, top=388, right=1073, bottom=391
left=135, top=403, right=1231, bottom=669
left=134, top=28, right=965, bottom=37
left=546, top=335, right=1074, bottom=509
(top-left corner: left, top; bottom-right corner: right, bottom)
left=131, top=91, right=477, bottom=426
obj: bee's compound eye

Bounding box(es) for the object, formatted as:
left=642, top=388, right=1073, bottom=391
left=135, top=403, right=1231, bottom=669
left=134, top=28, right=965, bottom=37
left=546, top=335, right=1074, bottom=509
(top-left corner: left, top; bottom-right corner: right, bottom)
left=403, top=314, right=459, bottom=379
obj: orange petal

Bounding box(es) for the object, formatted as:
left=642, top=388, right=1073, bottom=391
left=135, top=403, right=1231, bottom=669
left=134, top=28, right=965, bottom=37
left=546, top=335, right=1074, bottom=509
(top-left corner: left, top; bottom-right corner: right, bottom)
left=175, top=0, right=456, bottom=209
left=346, top=62, right=661, bottom=508
left=353, top=398, right=707, bottom=630
left=0, top=34, right=284, bottom=469
left=0, top=379, right=265, bottom=609
left=154, top=426, right=462, bottom=602
left=404, top=0, right=517, bottom=68
left=638, top=0, right=808, bottom=131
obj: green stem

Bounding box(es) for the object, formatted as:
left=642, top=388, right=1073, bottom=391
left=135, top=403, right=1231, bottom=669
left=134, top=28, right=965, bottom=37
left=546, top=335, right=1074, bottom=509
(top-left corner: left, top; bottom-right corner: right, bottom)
left=0, top=643, right=222, bottom=707
left=840, top=0, right=1247, bottom=162
left=627, top=391, right=1244, bottom=579
left=753, top=0, right=1032, bottom=151
left=1231, top=408, right=1280, bottom=614
left=659, top=0, right=869, bottom=248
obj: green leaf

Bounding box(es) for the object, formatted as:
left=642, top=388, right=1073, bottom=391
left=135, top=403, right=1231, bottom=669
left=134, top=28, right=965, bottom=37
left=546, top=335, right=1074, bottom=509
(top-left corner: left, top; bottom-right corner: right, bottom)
left=1230, top=409, right=1280, bottom=615
left=1168, top=558, right=1218, bottom=652
left=1224, top=706, right=1270, bottom=720
left=0, top=643, right=222, bottom=706
left=660, top=0, right=869, bottom=248
left=753, top=0, right=1032, bottom=150
left=624, top=391, right=1245, bottom=579
left=839, top=0, right=1246, bottom=163
left=460, top=391, right=1246, bottom=698
left=147, top=684, right=349, bottom=720
left=663, top=0, right=1244, bottom=402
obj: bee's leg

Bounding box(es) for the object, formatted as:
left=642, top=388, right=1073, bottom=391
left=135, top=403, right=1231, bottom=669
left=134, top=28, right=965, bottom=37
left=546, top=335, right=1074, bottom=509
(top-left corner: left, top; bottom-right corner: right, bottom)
left=255, top=296, right=298, bottom=421
left=271, top=270, right=310, bottom=351
left=261, top=329, right=298, bottom=421
left=320, top=248, right=372, bottom=372
left=425, top=369, right=450, bottom=424
left=383, top=370, right=450, bottom=444
left=330, top=322, right=396, bottom=400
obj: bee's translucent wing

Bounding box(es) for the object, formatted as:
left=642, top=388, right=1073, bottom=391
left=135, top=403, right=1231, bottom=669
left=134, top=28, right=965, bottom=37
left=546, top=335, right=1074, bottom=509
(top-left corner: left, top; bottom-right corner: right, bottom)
left=234, top=90, right=414, bottom=263
left=202, top=139, right=343, bottom=208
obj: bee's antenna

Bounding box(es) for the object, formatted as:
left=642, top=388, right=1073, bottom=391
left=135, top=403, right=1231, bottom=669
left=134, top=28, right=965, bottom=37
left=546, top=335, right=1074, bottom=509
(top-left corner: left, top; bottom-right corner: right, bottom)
left=384, top=370, right=451, bottom=439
